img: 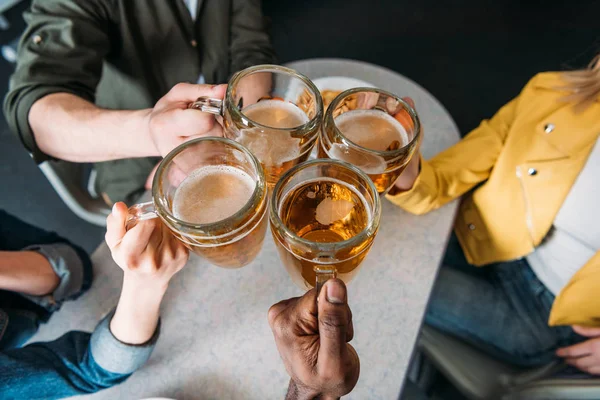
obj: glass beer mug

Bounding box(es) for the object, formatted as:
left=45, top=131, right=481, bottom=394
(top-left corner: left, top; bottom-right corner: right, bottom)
left=270, top=159, right=381, bottom=292
left=188, top=64, right=323, bottom=187
left=319, top=88, right=421, bottom=195
left=127, top=137, right=268, bottom=269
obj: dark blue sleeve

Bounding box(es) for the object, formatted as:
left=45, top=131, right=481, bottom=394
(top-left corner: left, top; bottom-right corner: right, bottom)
left=0, top=331, right=130, bottom=399
left=0, top=312, right=159, bottom=400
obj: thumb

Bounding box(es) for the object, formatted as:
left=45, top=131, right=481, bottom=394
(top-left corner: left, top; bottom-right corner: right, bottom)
left=573, top=325, right=600, bottom=337
left=317, top=279, right=351, bottom=362
left=402, top=96, right=415, bottom=109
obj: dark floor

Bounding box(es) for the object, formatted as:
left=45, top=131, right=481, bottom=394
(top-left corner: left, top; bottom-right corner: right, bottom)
left=1, top=0, right=598, bottom=252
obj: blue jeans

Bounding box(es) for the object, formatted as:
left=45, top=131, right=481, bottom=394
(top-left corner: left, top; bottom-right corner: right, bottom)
left=425, top=234, right=584, bottom=367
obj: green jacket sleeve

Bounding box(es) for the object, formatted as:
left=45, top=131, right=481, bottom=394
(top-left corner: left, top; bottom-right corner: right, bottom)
left=229, top=0, right=276, bottom=75
left=3, top=0, right=115, bottom=163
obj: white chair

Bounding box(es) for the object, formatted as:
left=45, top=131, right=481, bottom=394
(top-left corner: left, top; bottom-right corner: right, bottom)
left=39, top=160, right=111, bottom=227
left=418, top=326, right=600, bottom=400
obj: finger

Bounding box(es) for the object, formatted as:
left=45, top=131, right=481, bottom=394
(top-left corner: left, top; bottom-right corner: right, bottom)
left=402, top=96, right=416, bottom=109
left=557, top=340, right=594, bottom=358
left=162, top=225, right=189, bottom=272
left=565, top=355, right=598, bottom=371
left=317, top=279, right=351, bottom=363
left=588, top=366, right=600, bottom=376
left=357, top=92, right=379, bottom=109
left=179, top=121, right=224, bottom=141
left=347, top=304, right=354, bottom=342
left=291, top=287, right=319, bottom=321
left=145, top=162, right=160, bottom=191
left=166, top=108, right=217, bottom=138
left=268, top=297, right=300, bottom=329
left=166, top=83, right=227, bottom=104
left=146, top=219, right=164, bottom=253
left=573, top=325, right=600, bottom=338
left=117, top=219, right=160, bottom=265
left=105, top=202, right=128, bottom=249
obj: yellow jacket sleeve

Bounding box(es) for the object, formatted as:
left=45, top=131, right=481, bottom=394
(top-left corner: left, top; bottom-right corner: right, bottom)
left=549, top=251, right=600, bottom=327
left=386, top=97, right=518, bottom=215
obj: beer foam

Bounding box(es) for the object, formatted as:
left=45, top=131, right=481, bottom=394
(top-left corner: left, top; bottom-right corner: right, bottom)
left=327, top=109, right=410, bottom=174
left=334, top=109, right=409, bottom=151
left=243, top=100, right=309, bottom=129
left=239, top=100, right=310, bottom=165
left=172, top=165, right=255, bottom=224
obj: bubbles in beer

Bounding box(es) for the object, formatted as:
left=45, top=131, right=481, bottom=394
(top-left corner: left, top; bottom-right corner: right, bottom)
left=239, top=100, right=309, bottom=166
left=172, top=165, right=255, bottom=224
left=326, top=109, right=409, bottom=174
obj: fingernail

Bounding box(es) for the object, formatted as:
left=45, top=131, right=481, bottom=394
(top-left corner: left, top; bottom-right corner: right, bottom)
left=112, top=203, right=119, bottom=214
left=326, top=280, right=345, bottom=304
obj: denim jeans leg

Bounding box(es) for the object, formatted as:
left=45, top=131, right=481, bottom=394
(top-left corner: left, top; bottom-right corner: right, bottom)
left=0, top=308, right=41, bottom=350
left=425, top=238, right=583, bottom=367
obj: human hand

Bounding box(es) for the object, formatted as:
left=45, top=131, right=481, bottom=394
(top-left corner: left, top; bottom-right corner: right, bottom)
left=557, top=326, right=600, bottom=375
left=268, top=279, right=359, bottom=400
left=105, top=202, right=189, bottom=291
left=392, top=97, right=421, bottom=192
left=148, top=83, right=227, bottom=157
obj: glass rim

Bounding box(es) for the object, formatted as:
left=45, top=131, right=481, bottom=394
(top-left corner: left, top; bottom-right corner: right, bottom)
left=324, top=87, right=421, bottom=156
left=153, top=137, right=267, bottom=233
left=269, top=159, right=382, bottom=255
left=227, top=64, right=324, bottom=133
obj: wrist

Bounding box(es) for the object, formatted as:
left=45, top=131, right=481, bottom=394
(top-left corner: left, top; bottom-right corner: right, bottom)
left=286, top=380, right=338, bottom=400
left=121, top=273, right=169, bottom=302
left=138, top=108, right=160, bottom=157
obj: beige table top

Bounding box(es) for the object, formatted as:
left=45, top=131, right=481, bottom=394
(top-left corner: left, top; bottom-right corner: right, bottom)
left=31, top=58, right=460, bottom=400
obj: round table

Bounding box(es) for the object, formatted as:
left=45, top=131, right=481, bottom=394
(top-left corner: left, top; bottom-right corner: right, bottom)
left=30, top=58, right=461, bottom=400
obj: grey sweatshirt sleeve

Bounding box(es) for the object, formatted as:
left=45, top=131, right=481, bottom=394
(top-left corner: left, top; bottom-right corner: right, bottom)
left=90, top=310, right=161, bottom=374
left=0, top=309, right=160, bottom=399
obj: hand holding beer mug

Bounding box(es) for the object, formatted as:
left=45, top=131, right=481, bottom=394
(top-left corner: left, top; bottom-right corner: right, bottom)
left=127, top=137, right=269, bottom=269
left=319, top=88, right=421, bottom=194
left=270, top=160, right=381, bottom=292
left=188, top=65, right=323, bottom=186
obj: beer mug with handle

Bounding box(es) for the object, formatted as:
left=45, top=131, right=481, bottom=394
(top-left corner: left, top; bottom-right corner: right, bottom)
left=127, top=137, right=269, bottom=269
left=319, top=87, right=421, bottom=195
left=188, top=64, right=323, bottom=187
left=270, top=159, right=381, bottom=293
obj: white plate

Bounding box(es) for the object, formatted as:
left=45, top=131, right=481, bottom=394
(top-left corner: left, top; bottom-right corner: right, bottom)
left=311, top=76, right=375, bottom=92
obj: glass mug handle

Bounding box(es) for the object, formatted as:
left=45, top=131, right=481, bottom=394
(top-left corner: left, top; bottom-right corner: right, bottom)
left=315, top=266, right=337, bottom=297
left=126, top=201, right=158, bottom=230
left=188, top=97, right=223, bottom=116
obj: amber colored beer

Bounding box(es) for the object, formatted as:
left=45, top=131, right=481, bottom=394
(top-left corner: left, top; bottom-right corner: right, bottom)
left=236, top=99, right=316, bottom=186
left=271, top=177, right=376, bottom=289
left=128, top=137, right=268, bottom=270
left=319, top=89, right=421, bottom=195
left=169, top=165, right=268, bottom=269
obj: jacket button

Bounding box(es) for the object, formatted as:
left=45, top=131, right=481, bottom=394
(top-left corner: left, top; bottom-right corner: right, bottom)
left=190, top=39, right=198, bottom=47
left=33, top=34, right=43, bottom=44
left=528, top=168, right=537, bottom=176
left=544, top=123, right=555, bottom=134
left=468, top=223, right=476, bottom=231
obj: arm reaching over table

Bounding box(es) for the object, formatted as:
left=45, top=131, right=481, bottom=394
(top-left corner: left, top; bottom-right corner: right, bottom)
left=269, top=279, right=359, bottom=400
left=0, top=203, right=189, bottom=399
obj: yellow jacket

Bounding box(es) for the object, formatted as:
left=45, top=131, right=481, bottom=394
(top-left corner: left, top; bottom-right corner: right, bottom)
left=387, top=72, right=600, bottom=326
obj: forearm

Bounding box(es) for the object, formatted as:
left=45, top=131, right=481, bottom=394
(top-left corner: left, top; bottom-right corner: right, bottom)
left=110, top=275, right=166, bottom=345
left=29, top=93, right=157, bottom=162
left=0, top=251, right=59, bottom=296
